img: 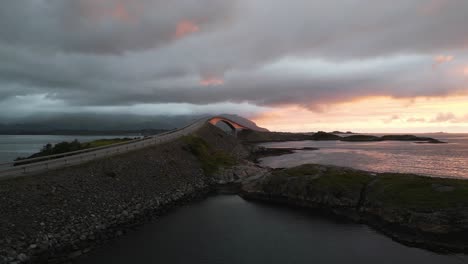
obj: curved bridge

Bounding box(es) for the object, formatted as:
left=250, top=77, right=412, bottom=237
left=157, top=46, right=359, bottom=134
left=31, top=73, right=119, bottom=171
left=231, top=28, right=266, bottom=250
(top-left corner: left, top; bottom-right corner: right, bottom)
left=0, top=116, right=261, bottom=179
left=207, top=116, right=252, bottom=135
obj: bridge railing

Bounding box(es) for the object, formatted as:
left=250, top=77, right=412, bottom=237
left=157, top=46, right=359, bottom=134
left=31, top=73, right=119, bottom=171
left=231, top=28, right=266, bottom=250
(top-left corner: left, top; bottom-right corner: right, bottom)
left=0, top=118, right=207, bottom=179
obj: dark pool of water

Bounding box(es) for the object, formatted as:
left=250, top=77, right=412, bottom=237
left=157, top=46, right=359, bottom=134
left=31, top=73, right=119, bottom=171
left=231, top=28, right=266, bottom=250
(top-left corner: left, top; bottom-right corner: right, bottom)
left=77, top=195, right=467, bottom=264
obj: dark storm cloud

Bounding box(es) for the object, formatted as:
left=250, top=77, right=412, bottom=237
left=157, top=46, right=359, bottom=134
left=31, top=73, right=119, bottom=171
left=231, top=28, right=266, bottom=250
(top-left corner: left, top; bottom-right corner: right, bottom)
left=0, top=0, right=235, bottom=54
left=1, top=0, right=468, bottom=117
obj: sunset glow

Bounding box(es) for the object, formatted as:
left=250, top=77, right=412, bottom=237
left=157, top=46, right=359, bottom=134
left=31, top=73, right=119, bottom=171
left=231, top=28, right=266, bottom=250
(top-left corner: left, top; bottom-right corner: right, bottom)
left=433, top=55, right=454, bottom=67
left=112, top=2, right=131, bottom=22
left=175, top=20, right=200, bottom=39
left=2, top=1, right=468, bottom=134
left=252, top=95, right=468, bottom=133
left=200, top=76, right=224, bottom=86
left=4, top=3, right=468, bottom=259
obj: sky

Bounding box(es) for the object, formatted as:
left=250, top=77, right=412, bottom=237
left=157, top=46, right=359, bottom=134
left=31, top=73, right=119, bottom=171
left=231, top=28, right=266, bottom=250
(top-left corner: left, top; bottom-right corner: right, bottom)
left=1, top=0, right=468, bottom=132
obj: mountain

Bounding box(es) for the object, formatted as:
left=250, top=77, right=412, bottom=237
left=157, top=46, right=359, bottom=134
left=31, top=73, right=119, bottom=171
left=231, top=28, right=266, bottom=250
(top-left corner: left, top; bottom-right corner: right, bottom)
left=0, top=113, right=268, bottom=134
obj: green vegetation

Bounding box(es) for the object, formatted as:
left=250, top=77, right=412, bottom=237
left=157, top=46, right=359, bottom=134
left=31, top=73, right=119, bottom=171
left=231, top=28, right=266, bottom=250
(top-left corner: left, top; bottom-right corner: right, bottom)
left=183, top=135, right=236, bottom=175
left=264, top=164, right=372, bottom=199
left=367, top=173, right=468, bottom=209
left=261, top=163, right=468, bottom=210
left=81, top=138, right=133, bottom=148
left=15, top=138, right=134, bottom=164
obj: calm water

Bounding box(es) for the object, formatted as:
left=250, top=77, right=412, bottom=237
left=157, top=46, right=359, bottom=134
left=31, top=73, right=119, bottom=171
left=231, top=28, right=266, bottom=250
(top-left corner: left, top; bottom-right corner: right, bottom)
left=78, top=195, right=467, bottom=264
left=0, top=135, right=138, bottom=163
left=260, top=133, right=468, bottom=179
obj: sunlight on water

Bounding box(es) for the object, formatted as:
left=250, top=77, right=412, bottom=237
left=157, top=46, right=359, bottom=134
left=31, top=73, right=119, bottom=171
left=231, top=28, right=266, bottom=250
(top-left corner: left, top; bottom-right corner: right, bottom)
left=259, top=134, right=468, bottom=178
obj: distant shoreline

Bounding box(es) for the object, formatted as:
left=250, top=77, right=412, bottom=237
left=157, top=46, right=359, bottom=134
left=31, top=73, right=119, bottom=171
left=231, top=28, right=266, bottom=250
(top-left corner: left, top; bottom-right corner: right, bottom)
left=0, top=129, right=169, bottom=136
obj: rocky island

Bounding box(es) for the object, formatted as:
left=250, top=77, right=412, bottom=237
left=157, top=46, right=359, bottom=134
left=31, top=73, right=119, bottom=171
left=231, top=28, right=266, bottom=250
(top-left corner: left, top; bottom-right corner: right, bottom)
left=240, top=164, right=468, bottom=253
left=341, top=135, right=446, bottom=143
left=238, top=129, right=446, bottom=144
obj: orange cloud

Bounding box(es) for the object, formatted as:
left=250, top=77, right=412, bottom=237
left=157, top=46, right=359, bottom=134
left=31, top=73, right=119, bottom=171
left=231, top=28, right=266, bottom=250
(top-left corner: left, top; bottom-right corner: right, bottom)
left=433, top=55, right=454, bottom=67
left=464, top=67, right=468, bottom=76
left=200, top=76, right=224, bottom=86
left=112, top=2, right=131, bottom=22
left=175, top=20, right=200, bottom=39
left=251, top=95, right=468, bottom=133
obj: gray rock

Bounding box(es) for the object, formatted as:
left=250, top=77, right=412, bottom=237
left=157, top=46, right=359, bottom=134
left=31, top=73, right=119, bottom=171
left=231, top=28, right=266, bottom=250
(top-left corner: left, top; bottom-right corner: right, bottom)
left=68, top=251, right=82, bottom=258
left=17, top=253, right=28, bottom=262
left=432, top=184, right=455, bottom=192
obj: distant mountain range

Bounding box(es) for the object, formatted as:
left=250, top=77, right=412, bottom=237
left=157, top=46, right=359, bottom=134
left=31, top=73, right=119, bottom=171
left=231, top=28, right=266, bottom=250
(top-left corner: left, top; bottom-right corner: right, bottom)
left=0, top=113, right=268, bottom=135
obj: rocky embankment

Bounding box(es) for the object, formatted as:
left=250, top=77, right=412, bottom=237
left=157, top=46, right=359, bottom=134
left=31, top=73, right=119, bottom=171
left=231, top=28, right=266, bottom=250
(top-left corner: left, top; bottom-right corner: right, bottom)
left=0, top=123, right=461, bottom=263
left=240, top=164, right=468, bottom=253
left=246, top=146, right=319, bottom=163
left=0, top=124, right=260, bottom=264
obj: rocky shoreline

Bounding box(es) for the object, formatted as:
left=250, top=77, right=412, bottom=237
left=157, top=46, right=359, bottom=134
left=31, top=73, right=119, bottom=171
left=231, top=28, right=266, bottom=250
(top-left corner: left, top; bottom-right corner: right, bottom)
left=240, top=164, right=468, bottom=254
left=0, top=124, right=252, bottom=264
left=0, top=124, right=465, bottom=263
left=247, top=146, right=319, bottom=163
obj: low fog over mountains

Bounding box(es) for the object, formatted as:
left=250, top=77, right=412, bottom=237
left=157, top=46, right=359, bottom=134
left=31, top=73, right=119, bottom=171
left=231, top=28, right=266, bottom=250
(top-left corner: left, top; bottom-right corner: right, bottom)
left=0, top=113, right=267, bottom=134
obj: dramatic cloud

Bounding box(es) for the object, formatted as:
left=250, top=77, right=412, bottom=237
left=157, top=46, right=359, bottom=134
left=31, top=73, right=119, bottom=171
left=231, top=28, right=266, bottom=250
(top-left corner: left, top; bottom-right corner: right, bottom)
left=1, top=0, right=468, bottom=131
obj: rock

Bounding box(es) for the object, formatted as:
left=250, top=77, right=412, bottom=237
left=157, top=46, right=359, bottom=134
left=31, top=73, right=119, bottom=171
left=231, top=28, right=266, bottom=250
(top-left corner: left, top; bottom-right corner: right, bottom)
left=17, top=253, right=28, bottom=262
left=432, top=184, right=455, bottom=192
left=68, top=251, right=82, bottom=258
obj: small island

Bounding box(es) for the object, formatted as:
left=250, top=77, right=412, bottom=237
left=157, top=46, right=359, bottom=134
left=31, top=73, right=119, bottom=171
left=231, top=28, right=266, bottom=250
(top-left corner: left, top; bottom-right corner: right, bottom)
left=342, top=134, right=446, bottom=143
left=241, top=163, right=468, bottom=253
left=238, top=130, right=446, bottom=144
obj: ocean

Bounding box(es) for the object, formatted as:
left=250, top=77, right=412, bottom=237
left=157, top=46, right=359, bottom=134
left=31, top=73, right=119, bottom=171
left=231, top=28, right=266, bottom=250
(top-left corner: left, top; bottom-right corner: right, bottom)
left=0, top=134, right=138, bottom=163
left=259, top=133, right=468, bottom=179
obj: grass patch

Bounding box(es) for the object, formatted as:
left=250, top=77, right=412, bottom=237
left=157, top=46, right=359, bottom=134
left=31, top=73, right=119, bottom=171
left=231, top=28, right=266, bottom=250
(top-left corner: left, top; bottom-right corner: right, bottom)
left=15, top=138, right=134, bottom=165
left=368, top=174, right=468, bottom=209
left=264, top=164, right=373, bottom=198
left=183, top=135, right=236, bottom=175
left=82, top=138, right=132, bottom=148
left=258, top=163, right=468, bottom=210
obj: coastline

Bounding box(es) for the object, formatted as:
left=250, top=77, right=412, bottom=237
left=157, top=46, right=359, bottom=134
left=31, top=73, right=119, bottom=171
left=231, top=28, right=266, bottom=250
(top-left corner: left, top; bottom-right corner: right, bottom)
left=240, top=164, right=468, bottom=254
left=1, top=125, right=467, bottom=263
left=0, top=124, right=248, bottom=263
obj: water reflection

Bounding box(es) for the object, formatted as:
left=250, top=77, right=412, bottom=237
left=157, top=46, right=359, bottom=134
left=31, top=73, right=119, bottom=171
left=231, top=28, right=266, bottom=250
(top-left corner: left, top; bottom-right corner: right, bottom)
left=259, top=134, right=468, bottom=178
